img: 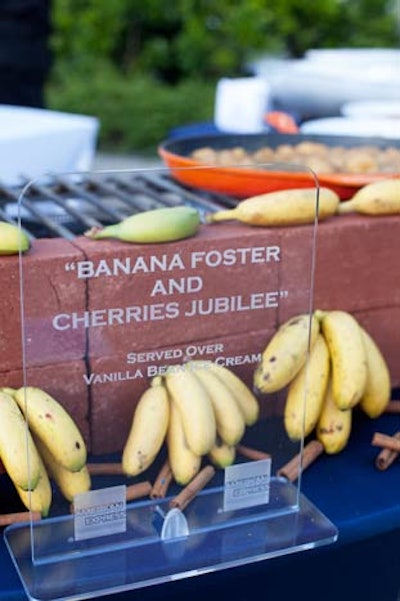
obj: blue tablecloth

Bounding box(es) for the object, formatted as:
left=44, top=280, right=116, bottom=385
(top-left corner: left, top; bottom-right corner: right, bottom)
left=2, top=411, right=400, bottom=601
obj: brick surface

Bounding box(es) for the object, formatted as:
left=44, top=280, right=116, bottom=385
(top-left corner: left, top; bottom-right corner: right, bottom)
left=0, top=238, right=87, bottom=371
left=0, top=215, right=399, bottom=457
left=74, top=226, right=282, bottom=358
left=0, top=253, right=23, bottom=372
left=278, top=223, right=317, bottom=321
left=314, top=214, right=400, bottom=312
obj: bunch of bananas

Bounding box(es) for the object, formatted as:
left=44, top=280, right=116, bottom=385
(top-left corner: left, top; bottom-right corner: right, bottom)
left=122, top=363, right=259, bottom=485
left=0, top=386, right=90, bottom=516
left=254, top=310, right=391, bottom=454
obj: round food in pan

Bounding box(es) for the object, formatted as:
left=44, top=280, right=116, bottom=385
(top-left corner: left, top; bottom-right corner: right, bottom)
left=158, top=132, right=400, bottom=199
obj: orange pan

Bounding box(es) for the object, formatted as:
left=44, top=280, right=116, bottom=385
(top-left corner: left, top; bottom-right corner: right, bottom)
left=158, top=132, right=400, bottom=200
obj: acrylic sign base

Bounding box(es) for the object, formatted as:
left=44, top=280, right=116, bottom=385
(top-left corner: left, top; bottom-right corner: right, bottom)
left=5, top=477, right=338, bottom=601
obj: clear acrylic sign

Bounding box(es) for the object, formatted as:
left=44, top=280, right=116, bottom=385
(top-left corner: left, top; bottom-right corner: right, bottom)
left=3, top=163, right=338, bottom=601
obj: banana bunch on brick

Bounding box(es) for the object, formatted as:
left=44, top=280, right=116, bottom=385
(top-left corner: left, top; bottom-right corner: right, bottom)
left=122, top=364, right=259, bottom=486
left=0, top=387, right=90, bottom=516
left=253, top=310, right=391, bottom=454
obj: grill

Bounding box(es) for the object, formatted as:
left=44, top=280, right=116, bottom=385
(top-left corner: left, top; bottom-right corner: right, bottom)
left=0, top=170, right=238, bottom=240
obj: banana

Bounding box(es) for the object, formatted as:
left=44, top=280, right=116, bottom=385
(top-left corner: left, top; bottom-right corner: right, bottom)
left=206, top=187, right=339, bottom=227
left=206, top=362, right=259, bottom=426
left=188, top=361, right=245, bottom=446
left=164, top=364, right=216, bottom=456
left=0, top=221, right=30, bottom=255
left=254, top=312, right=320, bottom=394
left=316, top=380, right=352, bottom=454
left=208, top=438, right=236, bottom=468
left=284, top=333, right=330, bottom=441
left=15, top=455, right=52, bottom=517
left=0, top=391, right=42, bottom=490
left=167, top=398, right=201, bottom=485
left=0, top=387, right=17, bottom=396
left=13, top=387, right=87, bottom=472
left=84, top=206, right=200, bottom=243
left=359, top=328, right=391, bottom=418
left=122, top=376, right=170, bottom=477
left=34, top=436, right=91, bottom=502
left=316, top=310, right=367, bottom=410
left=338, top=178, right=400, bottom=215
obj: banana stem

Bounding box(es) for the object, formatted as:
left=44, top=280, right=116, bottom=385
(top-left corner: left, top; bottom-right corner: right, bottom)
left=314, top=309, right=328, bottom=322
left=206, top=209, right=238, bottom=223
left=338, top=201, right=356, bottom=214
left=85, top=224, right=120, bottom=239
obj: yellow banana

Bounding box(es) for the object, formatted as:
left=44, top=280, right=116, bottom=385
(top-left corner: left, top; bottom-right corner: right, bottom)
left=208, top=439, right=236, bottom=468
left=338, top=178, right=400, bottom=215
left=85, top=206, right=200, bottom=243
left=254, top=312, right=320, bottom=394
left=0, top=391, right=42, bottom=490
left=188, top=362, right=245, bottom=446
left=167, top=399, right=201, bottom=485
left=34, top=437, right=91, bottom=502
left=316, top=380, right=352, bottom=454
left=164, top=364, right=216, bottom=456
left=0, top=221, right=30, bottom=255
left=14, top=387, right=87, bottom=472
left=0, top=387, right=17, bottom=396
left=15, top=455, right=52, bottom=517
left=284, top=333, right=330, bottom=441
left=359, top=328, right=391, bottom=418
left=206, top=187, right=339, bottom=227
left=206, top=362, right=259, bottom=426
left=316, top=310, right=367, bottom=410
left=122, top=376, right=170, bottom=477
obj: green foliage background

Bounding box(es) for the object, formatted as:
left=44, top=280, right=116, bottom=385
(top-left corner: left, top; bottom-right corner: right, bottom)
left=47, top=0, right=399, bottom=152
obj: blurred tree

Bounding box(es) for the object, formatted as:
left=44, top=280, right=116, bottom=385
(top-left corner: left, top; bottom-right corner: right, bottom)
left=51, top=0, right=399, bottom=80
left=48, top=0, right=399, bottom=151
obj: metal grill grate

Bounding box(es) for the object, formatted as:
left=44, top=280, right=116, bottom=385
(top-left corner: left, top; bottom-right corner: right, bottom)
left=0, top=171, right=237, bottom=240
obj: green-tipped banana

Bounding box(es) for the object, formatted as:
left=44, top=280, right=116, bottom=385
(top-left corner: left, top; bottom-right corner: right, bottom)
left=15, top=455, right=52, bottom=517
left=35, top=436, right=91, bottom=502
left=14, top=387, right=87, bottom=472
left=316, top=310, right=367, bottom=410
left=208, top=439, right=236, bottom=468
left=359, top=328, right=391, bottom=418
left=284, top=333, right=330, bottom=441
left=254, top=313, right=320, bottom=394
left=85, top=206, right=200, bottom=243
left=0, top=391, right=42, bottom=491
left=0, top=221, right=30, bottom=255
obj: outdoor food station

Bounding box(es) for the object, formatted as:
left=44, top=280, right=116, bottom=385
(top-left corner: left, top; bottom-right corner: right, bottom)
left=0, top=122, right=400, bottom=601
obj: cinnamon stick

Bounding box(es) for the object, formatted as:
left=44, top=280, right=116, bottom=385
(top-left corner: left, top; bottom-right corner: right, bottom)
left=151, top=460, right=173, bottom=499
left=375, top=432, right=400, bottom=471
left=0, top=511, right=41, bottom=527
left=372, top=432, right=400, bottom=453
left=126, top=481, right=152, bottom=502
left=86, top=463, right=125, bottom=476
left=169, top=465, right=216, bottom=511
left=384, top=400, right=400, bottom=414
left=236, top=444, right=271, bottom=462
left=277, top=439, right=324, bottom=482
